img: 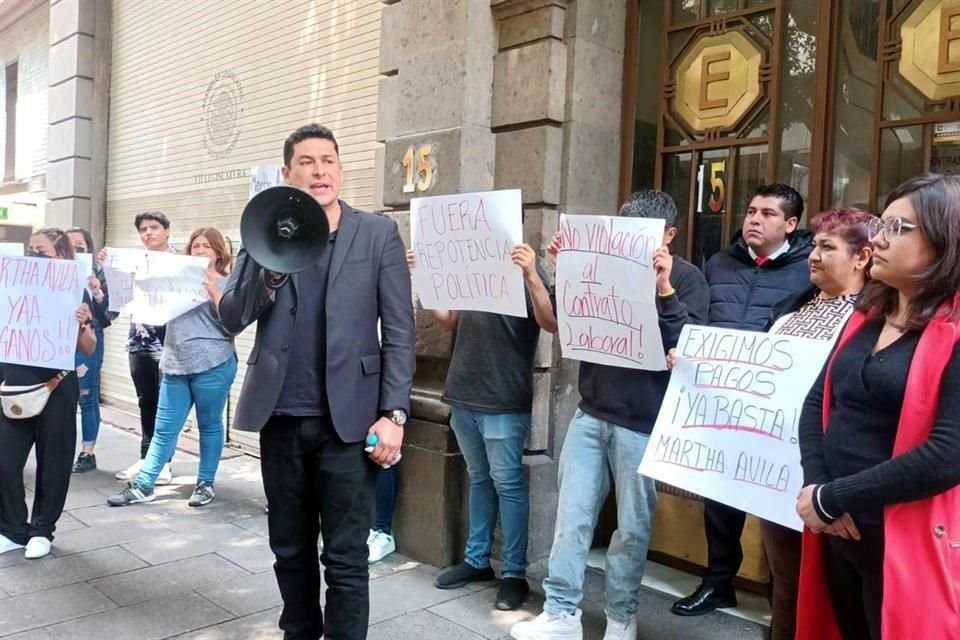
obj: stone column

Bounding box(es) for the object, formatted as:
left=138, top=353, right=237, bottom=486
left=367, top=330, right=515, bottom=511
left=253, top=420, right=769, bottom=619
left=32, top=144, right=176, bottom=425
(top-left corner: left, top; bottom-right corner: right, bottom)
left=376, top=0, right=628, bottom=569
left=377, top=0, right=498, bottom=568
left=46, top=0, right=109, bottom=238
left=489, top=0, right=627, bottom=565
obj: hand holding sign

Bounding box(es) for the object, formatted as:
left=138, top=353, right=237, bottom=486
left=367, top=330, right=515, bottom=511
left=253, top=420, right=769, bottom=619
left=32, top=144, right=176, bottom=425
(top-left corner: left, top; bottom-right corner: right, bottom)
left=652, top=247, right=673, bottom=293
left=511, top=243, right=539, bottom=282
left=103, top=248, right=210, bottom=324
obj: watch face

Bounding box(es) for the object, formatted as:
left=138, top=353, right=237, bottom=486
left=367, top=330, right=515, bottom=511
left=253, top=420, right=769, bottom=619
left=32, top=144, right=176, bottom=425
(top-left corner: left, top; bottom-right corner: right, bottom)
left=394, top=410, right=408, bottom=425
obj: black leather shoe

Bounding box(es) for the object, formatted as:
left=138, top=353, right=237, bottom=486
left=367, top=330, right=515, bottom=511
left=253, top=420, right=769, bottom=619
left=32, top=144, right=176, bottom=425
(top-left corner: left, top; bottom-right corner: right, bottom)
left=670, top=584, right=737, bottom=616
left=495, top=577, right=529, bottom=610
left=434, top=562, right=496, bottom=589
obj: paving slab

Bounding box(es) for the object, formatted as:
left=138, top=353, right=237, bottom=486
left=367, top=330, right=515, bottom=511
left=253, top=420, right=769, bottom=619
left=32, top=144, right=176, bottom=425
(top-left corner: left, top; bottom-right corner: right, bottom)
left=88, top=553, right=249, bottom=607
left=51, top=519, right=176, bottom=557
left=17, top=592, right=233, bottom=640
left=368, top=566, right=474, bottom=625
left=214, top=539, right=276, bottom=574
left=122, top=523, right=264, bottom=566
left=197, top=570, right=282, bottom=617
left=0, top=546, right=146, bottom=597
left=168, top=606, right=282, bottom=640
left=0, top=583, right=116, bottom=637
left=368, top=610, right=486, bottom=640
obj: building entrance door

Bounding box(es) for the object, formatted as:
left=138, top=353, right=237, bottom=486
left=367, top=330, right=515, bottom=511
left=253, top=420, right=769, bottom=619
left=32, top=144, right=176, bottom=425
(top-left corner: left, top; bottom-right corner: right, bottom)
left=655, top=1, right=786, bottom=268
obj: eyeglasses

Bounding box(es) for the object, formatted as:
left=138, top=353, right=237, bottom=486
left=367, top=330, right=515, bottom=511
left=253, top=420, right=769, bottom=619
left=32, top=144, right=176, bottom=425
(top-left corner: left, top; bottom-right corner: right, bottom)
left=866, top=217, right=917, bottom=242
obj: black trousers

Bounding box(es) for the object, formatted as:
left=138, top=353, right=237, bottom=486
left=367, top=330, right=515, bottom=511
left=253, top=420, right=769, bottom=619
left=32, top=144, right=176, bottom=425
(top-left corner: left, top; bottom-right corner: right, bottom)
left=260, top=415, right=378, bottom=640
left=824, top=525, right=884, bottom=640
left=703, top=498, right=746, bottom=589
left=0, top=378, right=79, bottom=543
left=129, top=351, right=161, bottom=458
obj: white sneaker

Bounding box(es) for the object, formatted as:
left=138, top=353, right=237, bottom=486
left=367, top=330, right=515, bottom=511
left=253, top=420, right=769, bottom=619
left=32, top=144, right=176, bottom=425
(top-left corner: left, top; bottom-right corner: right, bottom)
left=602, top=615, right=637, bottom=640
left=511, top=610, right=583, bottom=640
left=156, top=463, right=173, bottom=486
left=24, top=537, right=51, bottom=559
left=367, top=530, right=396, bottom=564
left=0, top=534, right=25, bottom=555
left=115, top=459, right=143, bottom=481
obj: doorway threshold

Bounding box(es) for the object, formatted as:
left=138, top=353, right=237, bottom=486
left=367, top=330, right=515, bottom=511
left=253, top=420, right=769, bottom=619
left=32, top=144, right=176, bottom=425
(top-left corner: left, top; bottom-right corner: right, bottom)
left=586, top=548, right=771, bottom=627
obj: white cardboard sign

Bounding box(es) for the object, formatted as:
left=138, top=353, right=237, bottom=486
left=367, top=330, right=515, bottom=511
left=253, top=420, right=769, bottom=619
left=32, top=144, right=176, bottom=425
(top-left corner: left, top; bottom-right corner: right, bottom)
left=556, top=214, right=666, bottom=370
left=103, top=248, right=209, bottom=325
left=0, top=255, right=86, bottom=370
left=410, top=189, right=527, bottom=318
left=639, top=325, right=833, bottom=530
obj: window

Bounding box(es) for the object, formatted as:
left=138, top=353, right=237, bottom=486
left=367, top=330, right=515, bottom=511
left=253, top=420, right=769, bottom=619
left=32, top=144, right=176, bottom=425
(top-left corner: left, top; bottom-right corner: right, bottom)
left=4, top=61, right=17, bottom=182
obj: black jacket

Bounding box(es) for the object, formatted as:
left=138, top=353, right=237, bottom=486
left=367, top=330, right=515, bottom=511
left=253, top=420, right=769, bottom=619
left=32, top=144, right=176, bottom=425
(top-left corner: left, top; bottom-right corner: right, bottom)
left=578, top=257, right=710, bottom=433
left=704, top=230, right=813, bottom=331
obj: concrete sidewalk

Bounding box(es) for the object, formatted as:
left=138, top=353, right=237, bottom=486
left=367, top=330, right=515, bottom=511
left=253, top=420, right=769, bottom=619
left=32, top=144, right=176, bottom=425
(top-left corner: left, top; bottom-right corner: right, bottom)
left=0, top=410, right=767, bottom=640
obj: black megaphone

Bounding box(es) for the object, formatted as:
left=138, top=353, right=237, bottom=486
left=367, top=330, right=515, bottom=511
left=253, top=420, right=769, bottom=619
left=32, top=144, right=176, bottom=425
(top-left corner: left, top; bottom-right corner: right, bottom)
left=240, top=186, right=331, bottom=274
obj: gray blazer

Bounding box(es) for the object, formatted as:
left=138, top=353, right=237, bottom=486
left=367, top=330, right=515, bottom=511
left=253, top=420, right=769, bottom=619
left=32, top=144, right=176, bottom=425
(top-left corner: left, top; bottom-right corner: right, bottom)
left=219, top=202, right=415, bottom=443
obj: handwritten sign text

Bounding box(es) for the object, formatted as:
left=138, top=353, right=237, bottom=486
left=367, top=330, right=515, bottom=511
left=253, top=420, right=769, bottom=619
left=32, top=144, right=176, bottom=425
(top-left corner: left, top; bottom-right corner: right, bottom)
left=557, top=214, right=666, bottom=370
left=0, top=256, right=86, bottom=369
left=639, top=325, right=833, bottom=530
left=411, top=189, right=526, bottom=317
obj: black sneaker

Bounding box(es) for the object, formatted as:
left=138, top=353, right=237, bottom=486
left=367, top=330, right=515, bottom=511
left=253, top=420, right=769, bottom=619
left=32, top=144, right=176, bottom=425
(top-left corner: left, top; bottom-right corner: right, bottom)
left=434, top=562, right=495, bottom=589
left=107, top=483, right=155, bottom=507
left=72, top=452, right=97, bottom=473
left=495, top=577, right=529, bottom=610
left=188, top=482, right=215, bottom=507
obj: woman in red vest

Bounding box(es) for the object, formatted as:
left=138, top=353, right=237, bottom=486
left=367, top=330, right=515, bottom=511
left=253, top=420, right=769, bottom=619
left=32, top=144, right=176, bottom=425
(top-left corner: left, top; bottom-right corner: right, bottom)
left=795, top=173, right=960, bottom=640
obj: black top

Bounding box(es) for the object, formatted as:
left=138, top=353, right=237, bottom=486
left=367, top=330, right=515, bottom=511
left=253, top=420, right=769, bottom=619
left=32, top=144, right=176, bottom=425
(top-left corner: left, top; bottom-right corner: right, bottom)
left=443, top=264, right=553, bottom=413
left=799, top=317, right=960, bottom=526
left=274, top=231, right=338, bottom=416
left=578, top=257, right=710, bottom=433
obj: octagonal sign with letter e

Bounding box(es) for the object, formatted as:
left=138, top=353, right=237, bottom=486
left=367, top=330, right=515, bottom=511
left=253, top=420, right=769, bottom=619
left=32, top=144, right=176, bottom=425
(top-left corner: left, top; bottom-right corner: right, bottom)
left=673, top=31, right=763, bottom=134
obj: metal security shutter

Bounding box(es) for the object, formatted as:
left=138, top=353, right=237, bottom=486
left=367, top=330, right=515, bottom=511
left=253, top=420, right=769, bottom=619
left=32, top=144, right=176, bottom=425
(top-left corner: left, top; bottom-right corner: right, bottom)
left=103, top=0, right=382, bottom=451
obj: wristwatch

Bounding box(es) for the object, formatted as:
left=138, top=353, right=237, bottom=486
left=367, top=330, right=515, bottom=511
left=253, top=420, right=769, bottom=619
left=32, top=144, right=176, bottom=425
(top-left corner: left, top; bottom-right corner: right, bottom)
left=382, top=409, right=408, bottom=426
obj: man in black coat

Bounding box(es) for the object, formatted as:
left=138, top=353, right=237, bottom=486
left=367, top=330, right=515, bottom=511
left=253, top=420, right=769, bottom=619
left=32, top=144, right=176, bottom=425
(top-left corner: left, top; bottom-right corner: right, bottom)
left=671, top=183, right=812, bottom=617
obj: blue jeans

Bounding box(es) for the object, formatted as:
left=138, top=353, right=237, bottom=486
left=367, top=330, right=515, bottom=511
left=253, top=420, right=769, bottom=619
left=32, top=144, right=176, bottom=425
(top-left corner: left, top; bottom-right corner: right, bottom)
left=76, top=328, right=104, bottom=446
left=543, top=409, right=658, bottom=622
left=449, top=407, right=530, bottom=579
left=136, top=356, right=237, bottom=490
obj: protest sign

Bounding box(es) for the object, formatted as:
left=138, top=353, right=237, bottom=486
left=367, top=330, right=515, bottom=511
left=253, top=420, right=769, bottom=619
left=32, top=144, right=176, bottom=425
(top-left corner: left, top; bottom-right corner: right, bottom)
left=639, top=325, right=833, bottom=530
left=0, top=242, right=24, bottom=257
left=103, top=248, right=209, bottom=324
left=250, top=164, right=284, bottom=199
left=410, top=189, right=526, bottom=317
left=556, top=214, right=666, bottom=371
left=0, top=255, right=86, bottom=370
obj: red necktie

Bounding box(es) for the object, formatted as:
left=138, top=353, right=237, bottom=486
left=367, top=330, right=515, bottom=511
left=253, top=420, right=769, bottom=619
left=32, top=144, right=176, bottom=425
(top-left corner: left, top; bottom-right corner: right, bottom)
left=755, top=256, right=769, bottom=266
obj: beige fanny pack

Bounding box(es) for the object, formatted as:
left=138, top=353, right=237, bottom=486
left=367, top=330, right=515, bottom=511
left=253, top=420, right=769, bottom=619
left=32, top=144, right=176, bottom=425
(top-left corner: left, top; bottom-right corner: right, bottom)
left=0, top=372, right=69, bottom=420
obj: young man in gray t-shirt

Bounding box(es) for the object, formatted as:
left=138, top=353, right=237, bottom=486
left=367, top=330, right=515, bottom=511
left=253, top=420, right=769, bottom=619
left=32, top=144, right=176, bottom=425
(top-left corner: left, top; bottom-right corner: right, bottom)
left=408, top=244, right=556, bottom=611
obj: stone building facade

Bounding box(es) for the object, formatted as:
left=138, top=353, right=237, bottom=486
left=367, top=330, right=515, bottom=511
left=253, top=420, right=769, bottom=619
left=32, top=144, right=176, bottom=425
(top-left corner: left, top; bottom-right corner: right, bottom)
left=6, top=0, right=960, bottom=588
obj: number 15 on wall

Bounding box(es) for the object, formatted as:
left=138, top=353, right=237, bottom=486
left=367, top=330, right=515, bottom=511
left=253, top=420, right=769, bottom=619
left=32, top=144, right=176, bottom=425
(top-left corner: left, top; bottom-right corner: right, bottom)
left=402, top=144, right=435, bottom=194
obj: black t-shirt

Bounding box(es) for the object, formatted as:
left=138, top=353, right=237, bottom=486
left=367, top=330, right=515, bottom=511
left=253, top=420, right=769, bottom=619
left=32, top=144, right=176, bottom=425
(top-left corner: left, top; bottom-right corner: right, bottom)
left=442, top=266, right=552, bottom=413
left=274, top=231, right=338, bottom=416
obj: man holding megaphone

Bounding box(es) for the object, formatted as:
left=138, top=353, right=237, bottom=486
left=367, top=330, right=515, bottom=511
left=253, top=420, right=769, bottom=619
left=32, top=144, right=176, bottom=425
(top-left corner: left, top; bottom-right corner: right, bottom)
left=219, top=124, right=415, bottom=640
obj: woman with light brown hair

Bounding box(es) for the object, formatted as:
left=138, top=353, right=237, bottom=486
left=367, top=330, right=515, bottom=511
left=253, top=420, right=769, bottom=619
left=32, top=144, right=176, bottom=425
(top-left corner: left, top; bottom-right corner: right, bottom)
left=108, top=227, right=238, bottom=508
